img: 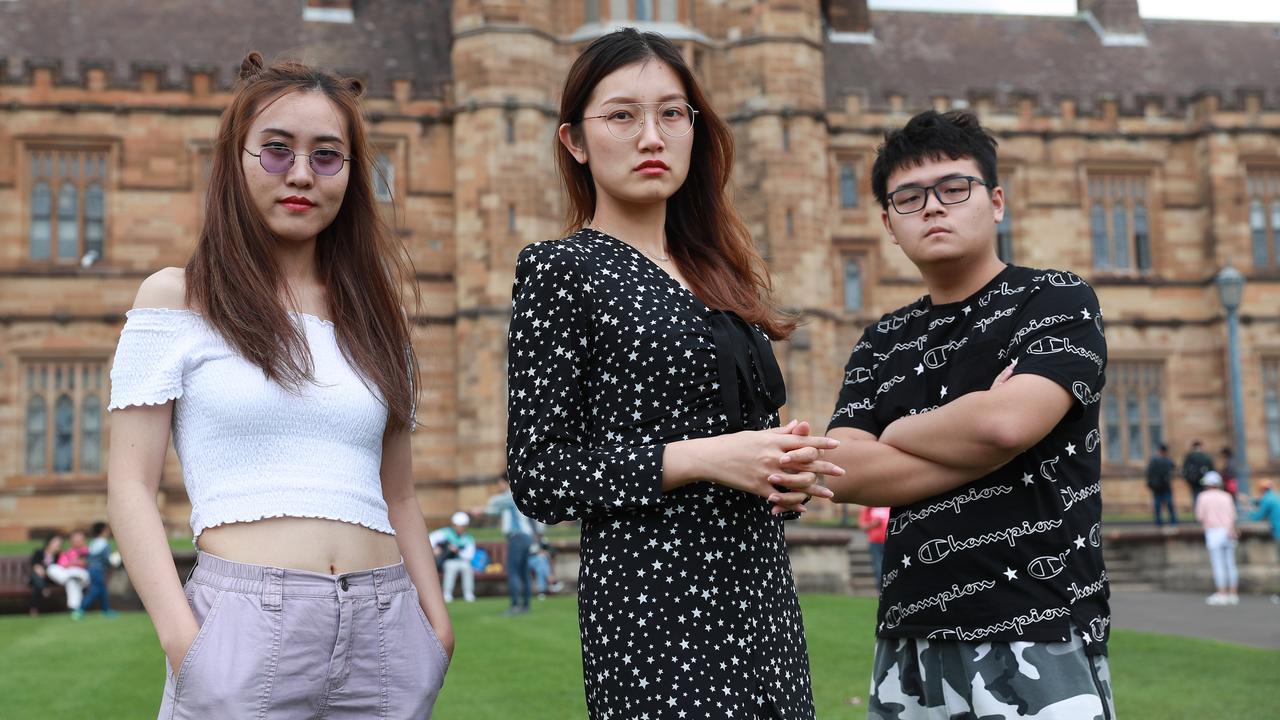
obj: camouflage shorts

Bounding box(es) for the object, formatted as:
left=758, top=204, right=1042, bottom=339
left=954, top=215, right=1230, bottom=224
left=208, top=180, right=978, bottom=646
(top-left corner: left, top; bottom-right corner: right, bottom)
left=867, top=627, right=1115, bottom=719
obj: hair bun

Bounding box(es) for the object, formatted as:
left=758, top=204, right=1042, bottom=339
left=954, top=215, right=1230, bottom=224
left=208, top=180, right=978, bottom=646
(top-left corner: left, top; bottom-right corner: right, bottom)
left=346, top=77, right=365, bottom=98
left=238, top=52, right=266, bottom=81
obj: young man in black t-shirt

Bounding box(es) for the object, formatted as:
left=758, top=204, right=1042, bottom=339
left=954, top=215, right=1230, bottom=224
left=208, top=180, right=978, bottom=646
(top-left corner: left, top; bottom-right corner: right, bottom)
left=820, top=111, right=1114, bottom=719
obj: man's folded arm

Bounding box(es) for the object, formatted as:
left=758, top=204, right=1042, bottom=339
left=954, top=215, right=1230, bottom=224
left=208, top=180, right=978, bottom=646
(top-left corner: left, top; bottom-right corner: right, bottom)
left=823, top=426, right=998, bottom=507
left=877, top=373, right=1075, bottom=471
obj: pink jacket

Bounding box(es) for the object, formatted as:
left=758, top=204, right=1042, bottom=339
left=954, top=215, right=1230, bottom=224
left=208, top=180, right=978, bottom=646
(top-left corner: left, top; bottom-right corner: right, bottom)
left=56, top=546, right=88, bottom=568
left=1195, top=488, right=1236, bottom=531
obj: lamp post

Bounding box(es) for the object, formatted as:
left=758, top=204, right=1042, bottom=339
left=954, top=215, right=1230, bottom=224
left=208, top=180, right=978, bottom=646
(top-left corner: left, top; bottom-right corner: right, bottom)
left=1214, top=263, right=1249, bottom=496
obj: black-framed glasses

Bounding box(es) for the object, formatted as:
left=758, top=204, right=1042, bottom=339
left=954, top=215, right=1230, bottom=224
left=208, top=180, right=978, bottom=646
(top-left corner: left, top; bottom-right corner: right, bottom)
left=581, top=102, right=698, bottom=140
left=244, top=145, right=351, bottom=176
left=887, top=175, right=988, bottom=214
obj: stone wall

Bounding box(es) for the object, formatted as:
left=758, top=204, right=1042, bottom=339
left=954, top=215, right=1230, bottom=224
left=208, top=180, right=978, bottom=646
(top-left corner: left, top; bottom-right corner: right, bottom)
left=1105, top=523, right=1280, bottom=593
left=2, top=1, right=1279, bottom=540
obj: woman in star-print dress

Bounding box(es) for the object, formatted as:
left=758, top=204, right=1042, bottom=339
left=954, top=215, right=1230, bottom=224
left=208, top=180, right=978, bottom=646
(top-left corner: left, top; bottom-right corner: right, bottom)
left=506, top=30, right=844, bottom=720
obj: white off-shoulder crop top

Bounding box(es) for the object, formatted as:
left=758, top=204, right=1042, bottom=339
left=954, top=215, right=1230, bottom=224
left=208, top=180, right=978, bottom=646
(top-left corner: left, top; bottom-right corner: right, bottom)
left=108, top=307, right=396, bottom=540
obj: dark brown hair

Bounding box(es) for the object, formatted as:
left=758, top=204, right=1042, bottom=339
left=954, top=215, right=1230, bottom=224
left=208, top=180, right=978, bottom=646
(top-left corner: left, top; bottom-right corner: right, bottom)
left=187, top=52, right=418, bottom=431
left=871, top=110, right=999, bottom=210
left=556, top=29, right=795, bottom=339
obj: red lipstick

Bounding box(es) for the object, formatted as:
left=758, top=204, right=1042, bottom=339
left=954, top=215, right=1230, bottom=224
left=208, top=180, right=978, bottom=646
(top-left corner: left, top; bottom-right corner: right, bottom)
left=279, top=196, right=315, bottom=212
left=635, top=159, right=669, bottom=175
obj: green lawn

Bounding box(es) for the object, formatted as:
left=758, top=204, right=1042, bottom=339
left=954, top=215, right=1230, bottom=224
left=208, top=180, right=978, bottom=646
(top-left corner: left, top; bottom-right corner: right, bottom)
left=2, top=595, right=1277, bottom=718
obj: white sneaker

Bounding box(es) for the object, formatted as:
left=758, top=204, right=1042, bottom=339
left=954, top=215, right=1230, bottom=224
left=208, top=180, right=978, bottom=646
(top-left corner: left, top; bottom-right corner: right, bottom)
left=443, top=595, right=454, bottom=603
left=1206, top=593, right=1227, bottom=606
left=463, top=595, right=476, bottom=602
left=1226, top=594, right=1239, bottom=605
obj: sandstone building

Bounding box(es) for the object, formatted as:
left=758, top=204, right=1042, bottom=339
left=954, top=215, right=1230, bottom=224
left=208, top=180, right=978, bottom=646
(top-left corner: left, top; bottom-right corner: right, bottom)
left=1, top=0, right=1277, bottom=540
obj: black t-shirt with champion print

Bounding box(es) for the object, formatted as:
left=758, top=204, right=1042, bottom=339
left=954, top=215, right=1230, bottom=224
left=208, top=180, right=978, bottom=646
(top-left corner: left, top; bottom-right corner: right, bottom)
left=830, top=264, right=1111, bottom=653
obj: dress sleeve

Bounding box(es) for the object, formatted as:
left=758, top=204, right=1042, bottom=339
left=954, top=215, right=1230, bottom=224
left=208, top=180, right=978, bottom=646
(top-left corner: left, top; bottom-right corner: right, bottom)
left=505, top=242, right=665, bottom=523
left=827, top=325, right=883, bottom=435
left=108, top=308, right=196, bottom=412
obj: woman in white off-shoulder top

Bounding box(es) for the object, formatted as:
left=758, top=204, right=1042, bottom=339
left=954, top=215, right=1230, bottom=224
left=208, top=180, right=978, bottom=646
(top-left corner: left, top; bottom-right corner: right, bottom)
left=107, top=53, right=450, bottom=719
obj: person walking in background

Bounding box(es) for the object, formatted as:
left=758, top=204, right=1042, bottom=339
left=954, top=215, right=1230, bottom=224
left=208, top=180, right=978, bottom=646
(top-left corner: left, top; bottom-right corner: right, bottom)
left=28, top=533, right=64, bottom=618
left=1182, top=439, right=1214, bottom=503
left=485, top=478, right=538, bottom=615
left=48, top=529, right=90, bottom=616
left=430, top=512, right=477, bottom=603
left=858, top=505, right=891, bottom=593
left=1146, top=443, right=1177, bottom=526
left=78, top=521, right=119, bottom=619
left=1195, top=471, right=1239, bottom=606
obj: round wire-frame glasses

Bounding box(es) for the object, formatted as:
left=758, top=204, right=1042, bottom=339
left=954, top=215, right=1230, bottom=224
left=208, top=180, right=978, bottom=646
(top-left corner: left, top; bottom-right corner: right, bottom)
left=581, top=102, right=699, bottom=140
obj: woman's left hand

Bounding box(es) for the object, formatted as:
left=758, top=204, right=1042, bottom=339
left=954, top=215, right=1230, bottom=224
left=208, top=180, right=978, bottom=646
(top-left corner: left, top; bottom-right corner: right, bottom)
left=768, top=421, right=841, bottom=514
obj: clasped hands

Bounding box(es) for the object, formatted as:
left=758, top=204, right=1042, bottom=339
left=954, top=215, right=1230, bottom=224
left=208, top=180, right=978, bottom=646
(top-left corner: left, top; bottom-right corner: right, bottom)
left=767, top=419, right=843, bottom=514
left=700, top=419, right=843, bottom=514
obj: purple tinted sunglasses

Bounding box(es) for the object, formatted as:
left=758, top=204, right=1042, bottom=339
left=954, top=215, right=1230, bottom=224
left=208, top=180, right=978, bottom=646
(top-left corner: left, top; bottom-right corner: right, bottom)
left=244, top=144, right=350, bottom=176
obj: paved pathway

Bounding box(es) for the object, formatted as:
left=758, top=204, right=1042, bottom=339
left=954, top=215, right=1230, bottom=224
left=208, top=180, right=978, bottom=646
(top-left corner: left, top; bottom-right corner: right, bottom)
left=1109, top=589, right=1280, bottom=650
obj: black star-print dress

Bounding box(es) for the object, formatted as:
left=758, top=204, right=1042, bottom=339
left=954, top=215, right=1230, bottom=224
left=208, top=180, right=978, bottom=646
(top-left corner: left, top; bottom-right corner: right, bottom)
left=506, top=229, right=815, bottom=720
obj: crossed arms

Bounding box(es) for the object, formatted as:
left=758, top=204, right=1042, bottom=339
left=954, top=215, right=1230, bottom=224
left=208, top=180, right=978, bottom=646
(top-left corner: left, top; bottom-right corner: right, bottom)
left=819, top=371, right=1075, bottom=507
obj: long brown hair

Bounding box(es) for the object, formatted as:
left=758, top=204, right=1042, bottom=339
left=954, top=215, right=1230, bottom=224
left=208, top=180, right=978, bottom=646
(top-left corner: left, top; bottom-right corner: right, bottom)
left=187, top=52, right=418, bottom=431
left=556, top=29, right=795, bottom=339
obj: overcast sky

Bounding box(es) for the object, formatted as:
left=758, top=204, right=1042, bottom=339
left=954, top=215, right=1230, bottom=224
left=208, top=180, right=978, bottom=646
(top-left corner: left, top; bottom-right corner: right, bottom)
left=869, top=0, right=1280, bottom=22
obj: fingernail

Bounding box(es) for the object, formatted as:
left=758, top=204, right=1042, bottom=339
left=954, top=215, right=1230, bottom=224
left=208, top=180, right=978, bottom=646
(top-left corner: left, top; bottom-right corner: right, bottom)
left=768, top=494, right=780, bottom=503
left=826, top=439, right=840, bottom=448
left=768, top=475, right=781, bottom=483
left=779, top=454, right=791, bottom=463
